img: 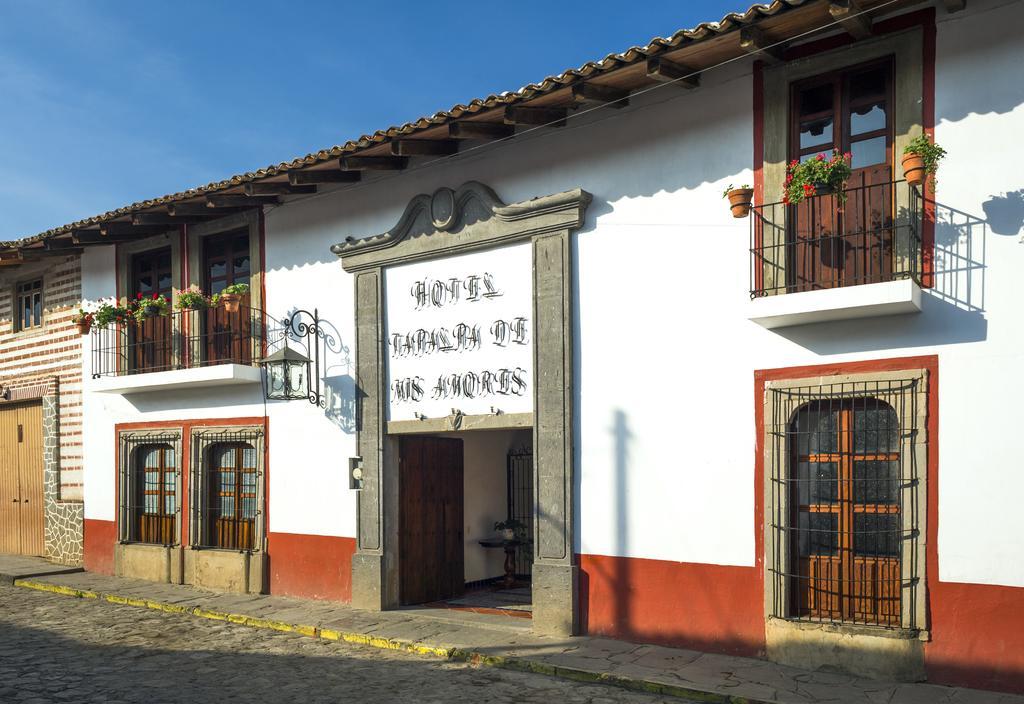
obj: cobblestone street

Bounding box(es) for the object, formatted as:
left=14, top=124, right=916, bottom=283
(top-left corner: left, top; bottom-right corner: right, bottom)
left=0, top=584, right=676, bottom=704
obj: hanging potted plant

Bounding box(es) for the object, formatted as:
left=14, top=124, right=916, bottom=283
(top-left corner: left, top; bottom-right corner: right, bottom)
left=132, top=293, right=170, bottom=323
left=72, top=309, right=94, bottom=335
left=92, top=300, right=132, bottom=330
left=723, top=184, right=754, bottom=218
left=783, top=151, right=852, bottom=206
left=902, top=134, right=946, bottom=190
left=218, top=283, right=249, bottom=314
left=174, top=285, right=209, bottom=312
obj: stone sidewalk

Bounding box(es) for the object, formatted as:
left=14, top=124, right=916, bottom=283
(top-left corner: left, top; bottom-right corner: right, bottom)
left=11, top=569, right=1023, bottom=704
left=0, top=554, right=82, bottom=584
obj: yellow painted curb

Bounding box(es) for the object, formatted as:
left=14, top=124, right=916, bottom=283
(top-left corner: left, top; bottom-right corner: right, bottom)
left=12, top=578, right=752, bottom=703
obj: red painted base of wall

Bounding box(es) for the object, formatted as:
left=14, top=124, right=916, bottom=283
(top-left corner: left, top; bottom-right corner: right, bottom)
left=267, top=532, right=356, bottom=602
left=927, top=581, right=1024, bottom=694
left=579, top=553, right=764, bottom=657
left=83, top=519, right=116, bottom=575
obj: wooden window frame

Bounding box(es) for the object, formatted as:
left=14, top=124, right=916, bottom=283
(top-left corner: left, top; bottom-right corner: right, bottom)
left=117, top=430, right=183, bottom=546
left=188, top=426, right=265, bottom=554
left=204, top=442, right=258, bottom=551
left=762, top=369, right=929, bottom=636
left=14, top=278, right=44, bottom=332
left=789, top=400, right=902, bottom=627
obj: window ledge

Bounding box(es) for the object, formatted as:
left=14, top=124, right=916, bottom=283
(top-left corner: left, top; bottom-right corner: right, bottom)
left=749, top=279, right=922, bottom=330
left=88, top=364, right=262, bottom=395
left=768, top=616, right=927, bottom=641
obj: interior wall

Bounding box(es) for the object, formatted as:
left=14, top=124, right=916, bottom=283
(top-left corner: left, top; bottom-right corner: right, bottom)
left=455, top=428, right=531, bottom=583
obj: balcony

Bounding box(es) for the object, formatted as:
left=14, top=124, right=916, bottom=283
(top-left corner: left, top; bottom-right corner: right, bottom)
left=748, top=179, right=924, bottom=329
left=89, top=305, right=266, bottom=394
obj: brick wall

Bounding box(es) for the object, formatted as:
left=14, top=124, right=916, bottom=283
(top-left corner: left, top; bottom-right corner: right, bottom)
left=0, top=255, right=85, bottom=564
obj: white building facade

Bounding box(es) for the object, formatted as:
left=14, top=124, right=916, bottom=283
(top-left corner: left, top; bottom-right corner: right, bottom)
left=3, top=0, right=1021, bottom=694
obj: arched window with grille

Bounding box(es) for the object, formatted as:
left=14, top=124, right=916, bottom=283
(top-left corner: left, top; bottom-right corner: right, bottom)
left=203, top=442, right=259, bottom=551
left=133, top=444, right=177, bottom=545
left=788, top=398, right=902, bottom=626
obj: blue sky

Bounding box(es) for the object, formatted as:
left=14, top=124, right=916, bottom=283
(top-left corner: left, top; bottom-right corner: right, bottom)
left=0, top=1, right=738, bottom=239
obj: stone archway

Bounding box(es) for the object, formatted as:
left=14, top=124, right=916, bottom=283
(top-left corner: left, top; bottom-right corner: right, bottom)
left=332, top=181, right=590, bottom=635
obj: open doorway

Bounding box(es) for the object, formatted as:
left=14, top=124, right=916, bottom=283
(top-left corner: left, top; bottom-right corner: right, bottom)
left=398, top=429, right=533, bottom=620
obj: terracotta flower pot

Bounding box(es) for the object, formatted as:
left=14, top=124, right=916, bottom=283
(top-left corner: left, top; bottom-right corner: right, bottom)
left=726, top=188, right=754, bottom=218
left=902, top=152, right=926, bottom=187
left=75, top=320, right=91, bottom=335
left=221, top=293, right=241, bottom=313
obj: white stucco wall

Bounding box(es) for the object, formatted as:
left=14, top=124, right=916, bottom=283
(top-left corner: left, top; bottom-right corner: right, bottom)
left=78, top=0, right=1024, bottom=589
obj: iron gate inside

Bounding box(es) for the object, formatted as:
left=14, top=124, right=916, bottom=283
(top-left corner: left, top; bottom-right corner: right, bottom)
left=506, top=447, right=534, bottom=578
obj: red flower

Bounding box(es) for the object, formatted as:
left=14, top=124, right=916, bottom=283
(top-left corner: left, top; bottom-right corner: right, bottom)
left=843, top=151, right=852, bottom=160
left=152, top=292, right=159, bottom=300
left=816, top=153, right=825, bottom=161
left=136, top=292, right=143, bottom=300
left=790, top=159, right=798, bottom=168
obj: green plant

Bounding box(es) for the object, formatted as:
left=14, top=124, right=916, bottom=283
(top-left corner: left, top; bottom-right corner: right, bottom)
left=722, top=183, right=752, bottom=198
left=903, top=134, right=947, bottom=189
left=494, top=519, right=527, bottom=537
left=221, top=283, right=250, bottom=296
left=174, top=285, right=208, bottom=310
left=783, top=151, right=852, bottom=205
left=92, top=301, right=131, bottom=329
left=132, top=293, right=170, bottom=323
left=72, top=308, right=94, bottom=325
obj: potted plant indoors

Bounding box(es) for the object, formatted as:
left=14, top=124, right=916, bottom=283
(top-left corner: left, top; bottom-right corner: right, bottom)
left=132, top=293, right=170, bottom=323
left=723, top=184, right=754, bottom=218
left=72, top=309, right=94, bottom=335
left=174, top=285, right=209, bottom=312
left=783, top=151, right=852, bottom=206
left=494, top=519, right=526, bottom=541
left=902, top=134, right=947, bottom=190
left=218, top=283, right=249, bottom=313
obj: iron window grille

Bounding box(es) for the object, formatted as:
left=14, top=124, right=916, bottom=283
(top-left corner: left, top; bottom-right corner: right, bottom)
left=766, top=377, right=925, bottom=631
left=189, top=427, right=265, bottom=553
left=117, top=431, right=183, bottom=546
left=506, top=447, right=534, bottom=578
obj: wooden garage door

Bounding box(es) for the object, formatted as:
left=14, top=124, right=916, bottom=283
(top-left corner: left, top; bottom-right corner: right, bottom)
left=0, top=403, right=45, bottom=556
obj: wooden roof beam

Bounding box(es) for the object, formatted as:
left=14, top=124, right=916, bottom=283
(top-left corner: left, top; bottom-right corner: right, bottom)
left=739, top=26, right=786, bottom=63
left=206, top=194, right=279, bottom=208
left=243, top=182, right=317, bottom=196
left=132, top=212, right=214, bottom=226
left=943, top=0, right=965, bottom=11
left=168, top=202, right=253, bottom=217
left=17, top=246, right=83, bottom=258
left=571, top=83, right=630, bottom=109
left=645, top=57, right=701, bottom=88
left=828, top=0, right=872, bottom=39
left=288, top=170, right=361, bottom=185
left=72, top=230, right=137, bottom=245
left=448, top=122, right=515, bottom=140
left=99, top=222, right=172, bottom=237
left=503, top=106, right=567, bottom=127
left=390, top=139, right=459, bottom=157
left=43, top=238, right=81, bottom=250
left=339, top=156, right=409, bottom=171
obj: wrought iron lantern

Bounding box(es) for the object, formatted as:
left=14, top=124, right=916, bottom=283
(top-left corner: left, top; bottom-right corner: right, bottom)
left=260, top=344, right=311, bottom=401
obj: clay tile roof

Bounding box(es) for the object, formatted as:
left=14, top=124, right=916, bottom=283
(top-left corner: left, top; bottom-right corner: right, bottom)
left=4, top=0, right=809, bottom=247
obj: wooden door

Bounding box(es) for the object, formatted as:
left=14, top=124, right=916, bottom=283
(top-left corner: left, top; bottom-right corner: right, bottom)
left=789, top=60, right=894, bottom=291
left=202, top=230, right=252, bottom=366
left=0, top=404, right=45, bottom=556
left=399, top=435, right=464, bottom=605
left=130, top=248, right=173, bottom=373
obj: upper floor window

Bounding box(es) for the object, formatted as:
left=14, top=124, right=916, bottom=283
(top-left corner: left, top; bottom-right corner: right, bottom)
left=16, top=279, right=43, bottom=330
left=129, top=248, right=174, bottom=373
left=203, top=230, right=251, bottom=297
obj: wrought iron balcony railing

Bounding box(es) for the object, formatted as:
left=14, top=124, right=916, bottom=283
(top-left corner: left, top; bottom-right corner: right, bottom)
left=90, top=305, right=266, bottom=378
left=750, top=179, right=923, bottom=298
